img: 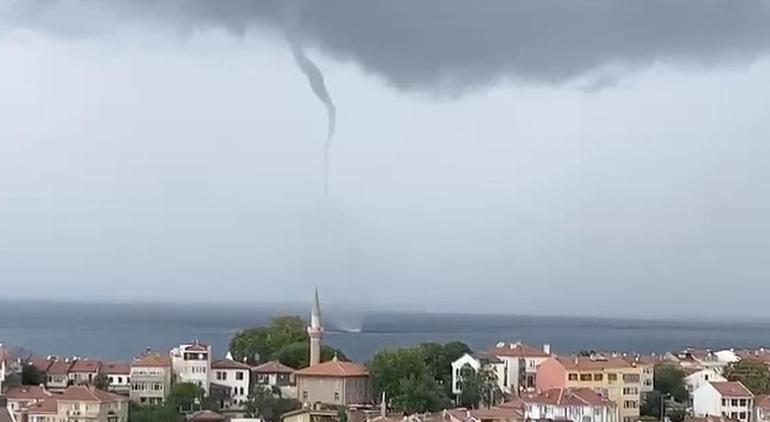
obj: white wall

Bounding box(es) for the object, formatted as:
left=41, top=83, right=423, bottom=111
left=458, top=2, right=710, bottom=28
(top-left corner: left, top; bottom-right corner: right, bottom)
left=693, top=383, right=722, bottom=418
left=212, top=368, right=250, bottom=409
left=451, top=354, right=481, bottom=395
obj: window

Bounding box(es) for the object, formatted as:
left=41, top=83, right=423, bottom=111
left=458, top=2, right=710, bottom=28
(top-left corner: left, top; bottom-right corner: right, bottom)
left=236, top=372, right=244, bottom=381
left=624, top=401, right=638, bottom=409
left=334, top=392, right=340, bottom=401
left=623, top=387, right=639, bottom=395
left=739, top=412, right=747, bottom=420
left=217, top=371, right=227, bottom=381
left=731, top=413, right=738, bottom=420
left=739, top=399, right=747, bottom=407
left=594, top=374, right=603, bottom=381
left=580, top=374, right=592, bottom=381
left=622, top=374, right=640, bottom=383
left=723, top=399, right=728, bottom=407
left=303, top=391, right=308, bottom=399
left=732, top=399, right=739, bottom=407
left=568, top=373, right=578, bottom=381
left=705, top=375, right=710, bottom=381
left=608, top=374, right=618, bottom=382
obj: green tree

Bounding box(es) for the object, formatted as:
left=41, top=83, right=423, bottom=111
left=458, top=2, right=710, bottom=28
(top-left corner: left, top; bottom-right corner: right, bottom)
left=167, top=383, right=206, bottom=413
left=21, top=363, right=44, bottom=386
left=273, top=341, right=348, bottom=369
left=418, top=342, right=472, bottom=396
left=654, top=364, right=688, bottom=402
left=369, top=346, right=451, bottom=413
left=724, top=360, right=770, bottom=394
left=244, top=385, right=301, bottom=422
left=93, top=373, right=110, bottom=390
left=128, top=402, right=181, bottom=422
left=230, top=316, right=320, bottom=366
left=641, top=390, right=663, bottom=418
left=458, top=365, right=503, bottom=409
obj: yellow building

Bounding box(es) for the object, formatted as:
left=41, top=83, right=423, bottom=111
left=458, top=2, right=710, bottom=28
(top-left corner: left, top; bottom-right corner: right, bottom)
left=536, top=356, right=643, bottom=422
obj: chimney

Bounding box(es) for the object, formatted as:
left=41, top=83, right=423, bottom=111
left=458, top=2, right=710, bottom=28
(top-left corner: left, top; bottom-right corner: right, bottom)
left=543, top=344, right=551, bottom=355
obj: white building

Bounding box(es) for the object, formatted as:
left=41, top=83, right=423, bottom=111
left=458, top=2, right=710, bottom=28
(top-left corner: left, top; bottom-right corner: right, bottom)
left=252, top=360, right=297, bottom=398
left=488, top=342, right=551, bottom=395
left=693, top=381, right=754, bottom=422
left=211, top=359, right=251, bottom=410
left=0, top=343, right=6, bottom=393
left=520, top=387, right=617, bottom=422
left=755, top=395, right=770, bottom=422
left=101, top=362, right=131, bottom=395
left=451, top=353, right=506, bottom=398
left=685, top=369, right=727, bottom=402
left=171, top=341, right=212, bottom=394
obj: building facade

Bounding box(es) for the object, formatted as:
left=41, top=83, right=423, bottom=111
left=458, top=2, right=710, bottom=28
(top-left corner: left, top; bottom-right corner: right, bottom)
left=488, top=342, right=551, bottom=395
left=211, top=359, right=251, bottom=410
left=520, top=387, right=617, bottom=422
left=46, top=360, right=75, bottom=391
left=102, top=362, right=131, bottom=395
left=130, top=352, right=173, bottom=405
left=536, top=356, right=643, bottom=422
left=170, top=341, right=212, bottom=394
left=252, top=360, right=296, bottom=398
left=68, top=358, right=102, bottom=385
left=55, top=386, right=129, bottom=422
left=294, top=357, right=370, bottom=406
left=685, top=369, right=727, bottom=403
left=693, top=381, right=754, bottom=422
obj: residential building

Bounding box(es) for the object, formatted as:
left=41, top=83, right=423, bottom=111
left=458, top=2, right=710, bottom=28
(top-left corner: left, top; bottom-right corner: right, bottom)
left=171, top=341, right=212, bottom=394
left=24, top=399, right=58, bottom=422
left=451, top=353, right=506, bottom=398
left=282, top=408, right=340, bottom=422
left=130, top=352, right=173, bottom=405
left=4, top=385, right=53, bottom=416
left=685, top=369, right=727, bottom=403
left=536, top=355, right=643, bottom=422
left=102, top=362, right=131, bottom=395
left=0, top=397, right=13, bottom=422
left=46, top=360, right=75, bottom=391
left=68, top=358, right=102, bottom=385
left=754, top=395, right=770, bottom=422
left=211, top=359, right=251, bottom=410
left=187, top=410, right=227, bottom=421
left=294, top=356, right=370, bottom=405
left=252, top=360, right=296, bottom=397
left=29, top=357, right=56, bottom=385
left=692, top=381, right=754, bottom=422
left=518, top=387, right=617, bottom=422
left=669, top=349, right=727, bottom=374
left=55, top=385, right=129, bottom=422
left=628, top=357, right=655, bottom=393
left=488, top=342, right=550, bottom=395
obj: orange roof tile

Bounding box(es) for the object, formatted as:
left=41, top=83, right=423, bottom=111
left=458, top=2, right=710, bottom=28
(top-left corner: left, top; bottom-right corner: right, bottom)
left=252, top=360, right=296, bottom=374
left=29, top=357, right=56, bottom=373
left=47, top=360, right=75, bottom=375
left=521, top=388, right=615, bottom=407
left=710, top=382, right=754, bottom=398
left=212, top=359, right=251, bottom=370
left=132, top=352, right=171, bottom=368
left=4, top=385, right=53, bottom=400
left=58, top=386, right=126, bottom=403
left=294, top=359, right=368, bottom=378
left=27, top=398, right=58, bottom=415
left=489, top=343, right=549, bottom=358
left=557, top=356, right=636, bottom=371
left=102, top=361, right=130, bottom=375
left=755, top=395, right=770, bottom=410
left=69, top=359, right=102, bottom=373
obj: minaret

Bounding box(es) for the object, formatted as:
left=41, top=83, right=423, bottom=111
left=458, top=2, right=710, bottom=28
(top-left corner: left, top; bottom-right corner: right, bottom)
left=307, top=288, right=324, bottom=366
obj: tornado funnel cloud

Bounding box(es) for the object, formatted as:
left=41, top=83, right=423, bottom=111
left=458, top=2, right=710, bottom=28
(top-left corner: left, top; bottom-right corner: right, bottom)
left=289, top=39, right=336, bottom=195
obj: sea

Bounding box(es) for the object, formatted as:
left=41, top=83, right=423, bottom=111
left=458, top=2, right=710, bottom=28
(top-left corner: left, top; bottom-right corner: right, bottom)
left=2, top=300, right=770, bottom=362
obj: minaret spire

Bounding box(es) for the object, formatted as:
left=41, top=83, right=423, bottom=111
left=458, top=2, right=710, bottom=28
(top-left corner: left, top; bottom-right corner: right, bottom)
left=307, top=288, right=324, bottom=366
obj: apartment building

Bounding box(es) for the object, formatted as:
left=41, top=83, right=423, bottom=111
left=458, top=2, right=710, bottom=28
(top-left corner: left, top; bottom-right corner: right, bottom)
left=488, top=342, right=551, bottom=395
left=519, top=387, right=617, bottom=422
left=685, top=369, right=727, bottom=403
left=56, top=386, right=129, bottom=422
left=46, top=360, right=75, bottom=391
left=170, top=341, right=212, bottom=394
left=294, top=357, right=370, bottom=406
left=536, top=356, right=643, bottom=422
left=130, top=352, right=173, bottom=405
left=102, top=362, right=131, bottom=395
left=693, top=381, right=754, bottom=422
left=253, top=360, right=297, bottom=398
left=68, top=358, right=102, bottom=385
left=4, top=385, right=54, bottom=416
left=211, top=359, right=251, bottom=410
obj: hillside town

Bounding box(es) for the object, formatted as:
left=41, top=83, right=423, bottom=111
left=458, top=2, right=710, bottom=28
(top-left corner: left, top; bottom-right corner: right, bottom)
left=3, top=294, right=770, bottom=422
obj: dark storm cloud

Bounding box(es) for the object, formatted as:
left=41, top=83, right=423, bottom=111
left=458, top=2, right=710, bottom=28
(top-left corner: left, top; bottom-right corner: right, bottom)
left=7, top=0, right=770, bottom=89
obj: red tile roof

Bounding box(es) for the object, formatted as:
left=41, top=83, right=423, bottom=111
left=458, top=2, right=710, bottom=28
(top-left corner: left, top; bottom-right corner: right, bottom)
left=27, top=398, right=58, bottom=415
left=252, top=360, right=296, bottom=374
left=69, top=359, right=102, bottom=373
left=755, top=395, right=770, bottom=410
left=212, top=359, right=251, bottom=370
left=4, top=385, right=53, bottom=400
left=29, top=357, right=55, bottom=373
left=710, top=382, right=754, bottom=398
left=489, top=343, right=549, bottom=358
left=521, top=388, right=615, bottom=407
left=188, top=410, right=227, bottom=421
left=58, top=386, right=126, bottom=403
left=102, top=361, right=130, bottom=375
left=557, top=356, right=636, bottom=371
left=47, top=360, right=75, bottom=375
left=132, top=353, right=171, bottom=368
left=294, top=359, right=368, bottom=378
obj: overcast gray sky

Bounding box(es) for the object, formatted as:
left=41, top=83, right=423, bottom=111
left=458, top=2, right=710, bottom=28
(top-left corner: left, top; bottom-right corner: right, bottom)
left=1, top=1, right=770, bottom=318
